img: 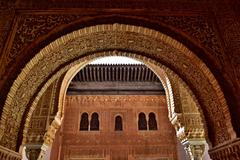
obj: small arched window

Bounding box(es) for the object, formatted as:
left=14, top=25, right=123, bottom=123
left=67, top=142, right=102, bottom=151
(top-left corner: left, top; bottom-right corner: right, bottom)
left=138, top=112, right=147, bottom=130
left=90, top=112, right=99, bottom=131
left=149, top=112, right=158, bottom=130
left=115, top=116, right=123, bottom=131
left=80, top=112, right=89, bottom=131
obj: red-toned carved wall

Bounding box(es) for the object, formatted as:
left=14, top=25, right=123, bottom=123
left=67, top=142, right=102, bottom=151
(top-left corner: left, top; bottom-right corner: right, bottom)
left=51, top=95, right=177, bottom=160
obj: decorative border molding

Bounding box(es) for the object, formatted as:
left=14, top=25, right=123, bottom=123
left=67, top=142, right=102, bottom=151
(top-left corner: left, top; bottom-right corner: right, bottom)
left=66, top=95, right=166, bottom=103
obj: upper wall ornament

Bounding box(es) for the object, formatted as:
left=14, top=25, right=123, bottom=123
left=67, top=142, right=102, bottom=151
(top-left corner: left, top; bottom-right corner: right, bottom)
left=147, top=16, right=222, bottom=57
left=2, top=14, right=223, bottom=79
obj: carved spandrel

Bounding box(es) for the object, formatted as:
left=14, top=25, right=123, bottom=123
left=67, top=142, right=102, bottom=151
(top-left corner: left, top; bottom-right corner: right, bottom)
left=1, top=14, right=225, bottom=81
left=149, top=16, right=223, bottom=58
left=215, top=12, right=240, bottom=79
left=183, top=142, right=205, bottom=160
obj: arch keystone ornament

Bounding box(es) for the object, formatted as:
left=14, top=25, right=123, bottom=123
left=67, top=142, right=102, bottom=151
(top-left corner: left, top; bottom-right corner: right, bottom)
left=0, top=24, right=237, bottom=159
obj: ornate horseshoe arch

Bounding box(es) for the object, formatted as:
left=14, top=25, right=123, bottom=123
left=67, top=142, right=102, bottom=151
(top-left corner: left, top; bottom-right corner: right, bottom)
left=34, top=55, right=208, bottom=160
left=21, top=53, right=209, bottom=160
left=0, top=24, right=235, bottom=152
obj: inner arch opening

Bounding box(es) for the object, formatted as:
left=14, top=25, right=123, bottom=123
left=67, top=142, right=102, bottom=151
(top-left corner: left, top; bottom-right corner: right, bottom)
left=46, top=56, right=209, bottom=160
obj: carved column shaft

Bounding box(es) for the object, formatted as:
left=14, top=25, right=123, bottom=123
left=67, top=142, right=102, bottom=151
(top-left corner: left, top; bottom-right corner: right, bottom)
left=37, top=117, right=61, bottom=160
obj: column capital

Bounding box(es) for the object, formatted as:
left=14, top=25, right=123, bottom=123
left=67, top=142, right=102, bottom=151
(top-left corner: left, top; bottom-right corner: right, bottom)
left=25, top=144, right=42, bottom=160
left=182, top=139, right=206, bottom=160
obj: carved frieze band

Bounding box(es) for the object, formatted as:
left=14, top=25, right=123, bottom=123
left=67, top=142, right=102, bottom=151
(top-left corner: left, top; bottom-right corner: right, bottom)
left=66, top=95, right=166, bottom=105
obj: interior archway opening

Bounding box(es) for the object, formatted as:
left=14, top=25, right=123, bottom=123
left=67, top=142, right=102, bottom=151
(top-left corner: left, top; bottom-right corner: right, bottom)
left=42, top=56, right=210, bottom=160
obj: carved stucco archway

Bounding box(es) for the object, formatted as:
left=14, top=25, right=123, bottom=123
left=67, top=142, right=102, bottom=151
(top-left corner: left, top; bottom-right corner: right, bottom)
left=35, top=54, right=207, bottom=159
left=0, top=24, right=235, bottom=151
